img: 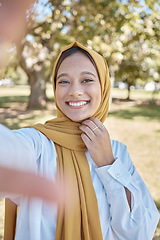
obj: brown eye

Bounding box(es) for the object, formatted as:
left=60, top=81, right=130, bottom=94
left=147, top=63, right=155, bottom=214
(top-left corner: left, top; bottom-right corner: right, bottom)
left=58, top=80, right=70, bottom=84
left=83, top=79, right=94, bottom=83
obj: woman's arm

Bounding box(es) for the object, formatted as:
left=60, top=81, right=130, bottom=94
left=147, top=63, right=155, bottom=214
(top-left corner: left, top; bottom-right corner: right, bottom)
left=79, top=118, right=159, bottom=239
left=0, top=166, right=63, bottom=203
left=0, top=124, right=36, bottom=172
left=79, top=117, right=131, bottom=208
left=0, top=124, right=65, bottom=204
left=95, top=144, right=160, bottom=240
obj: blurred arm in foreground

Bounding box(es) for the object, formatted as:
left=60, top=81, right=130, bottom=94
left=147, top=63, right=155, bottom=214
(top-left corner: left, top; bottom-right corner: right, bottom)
left=0, top=0, right=65, bottom=203
left=0, top=166, right=63, bottom=203
left=0, top=124, right=65, bottom=204
left=0, top=0, right=36, bottom=68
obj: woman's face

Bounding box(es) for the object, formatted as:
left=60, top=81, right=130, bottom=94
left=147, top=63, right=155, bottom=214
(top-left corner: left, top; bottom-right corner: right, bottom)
left=55, top=52, right=101, bottom=122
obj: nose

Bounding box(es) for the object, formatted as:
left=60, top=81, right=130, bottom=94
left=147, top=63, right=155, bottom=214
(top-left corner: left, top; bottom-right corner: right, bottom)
left=69, top=82, right=83, bottom=97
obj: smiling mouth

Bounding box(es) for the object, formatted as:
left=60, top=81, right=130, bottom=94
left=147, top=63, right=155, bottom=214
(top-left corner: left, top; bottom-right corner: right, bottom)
left=66, top=101, right=89, bottom=107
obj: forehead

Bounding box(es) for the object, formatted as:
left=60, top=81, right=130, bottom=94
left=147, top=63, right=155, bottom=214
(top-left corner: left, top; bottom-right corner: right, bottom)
left=57, top=52, right=97, bottom=73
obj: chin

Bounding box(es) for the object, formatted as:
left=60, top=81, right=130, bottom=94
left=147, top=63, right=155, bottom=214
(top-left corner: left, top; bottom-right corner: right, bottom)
left=69, top=115, right=90, bottom=122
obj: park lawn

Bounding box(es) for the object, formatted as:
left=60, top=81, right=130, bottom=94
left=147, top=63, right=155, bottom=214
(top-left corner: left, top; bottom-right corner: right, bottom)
left=0, top=86, right=160, bottom=239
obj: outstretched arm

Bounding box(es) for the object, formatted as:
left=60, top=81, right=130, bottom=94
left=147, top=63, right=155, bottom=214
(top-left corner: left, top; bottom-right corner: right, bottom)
left=0, top=166, right=63, bottom=203
left=0, top=124, right=66, bottom=204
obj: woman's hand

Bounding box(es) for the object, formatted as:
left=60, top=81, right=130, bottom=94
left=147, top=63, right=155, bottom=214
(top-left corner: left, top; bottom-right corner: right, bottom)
left=79, top=117, right=115, bottom=167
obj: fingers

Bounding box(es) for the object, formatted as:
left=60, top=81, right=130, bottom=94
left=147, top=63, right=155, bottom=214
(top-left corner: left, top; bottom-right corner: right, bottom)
left=79, top=117, right=108, bottom=149
left=79, top=118, right=115, bottom=167
left=80, top=117, right=106, bottom=136
left=90, top=117, right=106, bottom=133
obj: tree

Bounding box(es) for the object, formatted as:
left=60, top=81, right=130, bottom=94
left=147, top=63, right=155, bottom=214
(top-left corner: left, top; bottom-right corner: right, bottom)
left=113, top=0, right=160, bottom=99
left=5, top=0, right=160, bottom=107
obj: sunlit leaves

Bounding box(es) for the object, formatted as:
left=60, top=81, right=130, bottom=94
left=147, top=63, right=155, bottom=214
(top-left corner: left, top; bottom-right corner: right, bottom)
left=5, top=0, right=160, bottom=103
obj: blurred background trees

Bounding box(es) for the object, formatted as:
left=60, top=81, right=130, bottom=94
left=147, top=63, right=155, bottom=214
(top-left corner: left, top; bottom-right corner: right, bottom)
left=0, top=0, right=160, bottom=108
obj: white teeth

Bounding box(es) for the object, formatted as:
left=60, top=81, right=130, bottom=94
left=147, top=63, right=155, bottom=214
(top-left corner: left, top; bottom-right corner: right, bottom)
left=68, top=101, right=88, bottom=107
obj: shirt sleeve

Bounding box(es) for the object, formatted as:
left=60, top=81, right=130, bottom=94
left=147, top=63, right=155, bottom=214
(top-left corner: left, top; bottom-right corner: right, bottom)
left=0, top=124, right=42, bottom=198
left=95, top=140, right=160, bottom=240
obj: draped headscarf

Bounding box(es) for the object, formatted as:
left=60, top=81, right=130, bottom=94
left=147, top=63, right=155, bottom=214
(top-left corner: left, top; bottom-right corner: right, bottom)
left=32, top=41, right=111, bottom=240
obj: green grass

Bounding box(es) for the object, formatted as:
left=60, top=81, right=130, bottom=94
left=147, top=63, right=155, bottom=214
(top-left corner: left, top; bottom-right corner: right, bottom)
left=111, top=88, right=160, bottom=101
left=0, top=85, right=160, bottom=239
left=107, top=104, right=160, bottom=201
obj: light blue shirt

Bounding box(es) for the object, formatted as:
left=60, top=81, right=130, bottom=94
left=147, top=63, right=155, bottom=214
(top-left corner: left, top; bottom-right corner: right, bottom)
left=0, top=124, right=159, bottom=240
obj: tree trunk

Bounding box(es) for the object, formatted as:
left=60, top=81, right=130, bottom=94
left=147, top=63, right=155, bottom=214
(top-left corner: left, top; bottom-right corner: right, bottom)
left=126, top=85, right=131, bottom=100
left=18, top=43, right=48, bottom=109
left=27, top=69, right=47, bottom=109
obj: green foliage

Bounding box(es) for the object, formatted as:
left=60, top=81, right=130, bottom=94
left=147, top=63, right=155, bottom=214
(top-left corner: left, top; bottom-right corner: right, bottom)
left=3, top=0, right=160, bottom=104
left=27, top=0, right=160, bottom=83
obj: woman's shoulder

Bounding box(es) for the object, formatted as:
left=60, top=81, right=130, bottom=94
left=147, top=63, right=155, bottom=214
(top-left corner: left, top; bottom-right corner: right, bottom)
left=13, top=127, right=52, bottom=144
left=13, top=127, right=56, bottom=158
left=13, top=127, right=43, bottom=138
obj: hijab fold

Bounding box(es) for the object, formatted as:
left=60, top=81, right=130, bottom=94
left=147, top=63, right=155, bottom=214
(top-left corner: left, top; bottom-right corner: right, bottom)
left=32, top=41, right=111, bottom=240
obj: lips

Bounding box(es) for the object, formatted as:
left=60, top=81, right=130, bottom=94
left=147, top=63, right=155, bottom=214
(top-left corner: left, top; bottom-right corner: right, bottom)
left=66, top=101, right=89, bottom=107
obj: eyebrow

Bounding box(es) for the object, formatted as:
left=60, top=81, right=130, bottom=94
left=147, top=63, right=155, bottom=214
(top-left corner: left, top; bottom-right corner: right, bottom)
left=81, top=71, right=96, bottom=77
left=57, top=71, right=96, bottom=80
left=57, top=73, right=68, bottom=80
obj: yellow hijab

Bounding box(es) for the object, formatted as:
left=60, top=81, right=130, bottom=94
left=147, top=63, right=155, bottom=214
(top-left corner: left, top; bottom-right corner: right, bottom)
left=32, top=41, right=111, bottom=240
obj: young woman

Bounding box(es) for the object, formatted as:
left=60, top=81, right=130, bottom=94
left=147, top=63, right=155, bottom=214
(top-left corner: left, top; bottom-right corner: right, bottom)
left=0, top=41, right=159, bottom=240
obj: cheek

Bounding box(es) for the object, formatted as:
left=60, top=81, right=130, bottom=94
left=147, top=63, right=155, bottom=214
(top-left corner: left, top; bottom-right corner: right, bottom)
left=55, top=87, right=66, bottom=106
left=92, top=85, right=101, bottom=102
